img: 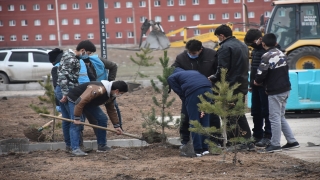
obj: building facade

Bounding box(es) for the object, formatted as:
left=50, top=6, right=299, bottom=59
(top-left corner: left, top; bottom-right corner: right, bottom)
left=0, top=0, right=273, bottom=47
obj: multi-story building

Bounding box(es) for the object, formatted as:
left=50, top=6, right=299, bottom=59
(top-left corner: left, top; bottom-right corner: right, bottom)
left=0, top=0, right=273, bottom=47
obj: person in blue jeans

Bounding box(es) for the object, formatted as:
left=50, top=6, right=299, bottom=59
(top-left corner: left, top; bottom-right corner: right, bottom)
left=244, top=29, right=272, bottom=147
left=167, top=67, right=212, bottom=157
left=67, top=80, right=128, bottom=152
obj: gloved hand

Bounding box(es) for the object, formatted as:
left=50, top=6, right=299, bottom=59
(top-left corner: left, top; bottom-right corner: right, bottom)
left=208, top=75, right=218, bottom=83
left=56, top=106, right=61, bottom=112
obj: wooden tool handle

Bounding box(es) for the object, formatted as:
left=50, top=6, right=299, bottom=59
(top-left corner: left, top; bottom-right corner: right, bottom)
left=42, top=120, right=54, bottom=128
left=39, top=113, right=143, bottom=140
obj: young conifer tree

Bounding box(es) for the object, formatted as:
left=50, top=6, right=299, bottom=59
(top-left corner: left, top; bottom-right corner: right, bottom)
left=142, top=50, right=179, bottom=143
left=189, top=68, right=248, bottom=163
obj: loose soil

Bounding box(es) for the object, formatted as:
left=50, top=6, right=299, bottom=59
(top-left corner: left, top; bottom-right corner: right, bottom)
left=1, top=87, right=320, bottom=179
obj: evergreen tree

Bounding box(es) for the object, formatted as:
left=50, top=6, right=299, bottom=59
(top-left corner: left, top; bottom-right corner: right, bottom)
left=142, top=50, right=179, bottom=143
left=189, top=68, right=248, bottom=164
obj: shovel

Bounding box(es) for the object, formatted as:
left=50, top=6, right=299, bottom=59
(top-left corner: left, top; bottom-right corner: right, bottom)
left=23, top=120, right=53, bottom=142
left=39, top=113, right=145, bottom=141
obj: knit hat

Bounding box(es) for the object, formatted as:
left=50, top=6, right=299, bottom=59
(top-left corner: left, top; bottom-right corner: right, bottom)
left=48, top=48, right=63, bottom=63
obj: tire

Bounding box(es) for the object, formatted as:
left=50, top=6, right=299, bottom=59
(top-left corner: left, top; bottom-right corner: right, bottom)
left=0, top=73, right=9, bottom=84
left=287, top=46, right=320, bottom=69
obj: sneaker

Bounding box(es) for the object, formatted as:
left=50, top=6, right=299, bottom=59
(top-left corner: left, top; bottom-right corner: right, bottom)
left=256, top=138, right=271, bottom=147
left=202, top=151, right=210, bottom=156
left=258, top=144, right=282, bottom=153
left=247, top=143, right=256, bottom=151
left=282, top=142, right=300, bottom=150
left=97, top=145, right=112, bottom=152
left=195, top=153, right=202, bottom=157
left=71, top=148, right=88, bottom=156
left=80, top=145, right=93, bottom=153
left=65, top=146, right=72, bottom=153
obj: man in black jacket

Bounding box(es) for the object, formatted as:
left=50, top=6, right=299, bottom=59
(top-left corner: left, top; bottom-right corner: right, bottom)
left=171, top=39, right=220, bottom=146
left=210, top=25, right=254, bottom=150
left=244, top=29, right=271, bottom=147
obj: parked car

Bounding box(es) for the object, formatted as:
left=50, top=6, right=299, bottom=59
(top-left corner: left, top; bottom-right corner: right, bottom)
left=0, top=48, right=53, bottom=84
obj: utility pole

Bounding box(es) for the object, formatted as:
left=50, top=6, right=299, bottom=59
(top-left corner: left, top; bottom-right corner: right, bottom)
left=98, top=0, right=107, bottom=58
left=55, top=0, right=61, bottom=46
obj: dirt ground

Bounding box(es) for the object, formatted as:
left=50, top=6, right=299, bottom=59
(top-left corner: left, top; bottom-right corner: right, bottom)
left=1, top=87, right=320, bottom=180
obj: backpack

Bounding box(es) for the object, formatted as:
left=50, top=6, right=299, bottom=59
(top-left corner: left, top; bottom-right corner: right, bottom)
left=89, top=55, right=108, bottom=81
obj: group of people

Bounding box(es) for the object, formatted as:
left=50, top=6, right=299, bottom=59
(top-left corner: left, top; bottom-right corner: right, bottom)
left=48, top=40, right=128, bottom=156
left=49, top=24, right=300, bottom=157
left=168, top=24, right=299, bottom=157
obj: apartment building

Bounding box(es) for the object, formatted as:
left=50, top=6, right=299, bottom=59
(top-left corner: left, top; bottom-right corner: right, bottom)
left=0, top=0, right=273, bottom=47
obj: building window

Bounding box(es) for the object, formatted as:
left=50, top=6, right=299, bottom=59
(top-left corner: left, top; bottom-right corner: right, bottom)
left=73, top=19, right=80, bottom=25
left=168, top=30, right=176, bottom=36
left=234, top=28, right=240, bottom=31
left=127, top=31, right=134, bottom=38
left=279, top=10, right=285, bottom=17
left=73, top=3, right=79, bottom=9
left=222, top=13, right=229, bottom=19
left=106, top=32, right=109, bottom=38
left=127, top=17, right=133, bottom=23
left=208, top=0, right=215, bottom=4
left=22, top=35, right=28, bottom=41
left=115, top=17, right=122, bottom=24
left=20, top=5, right=26, bottom=11
left=9, top=20, right=16, bottom=26
left=247, top=0, right=254, bottom=2
left=60, top=4, right=67, bottom=10
left=35, top=34, right=42, bottom=41
left=86, top=3, right=92, bottom=9
left=0, top=6, right=2, bottom=11
left=139, top=1, right=146, bottom=7
left=264, top=11, right=271, bottom=18
left=234, top=0, right=240, bottom=3
left=168, top=15, right=175, bottom=22
left=21, top=20, right=27, bottom=26
left=10, top=35, right=17, bottom=41
left=155, top=1, right=161, bottom=7
left=116, top=32, right=122, bottom=38
left=180, top=15, right=186, bottom=21
left=88, top=33, right=94, bottom=39
left=47, top=4, right=54, bottom=10
left=87, top=18, right=93, bottom=24
left=105, top=18, right=109, bottom=24
left=234, top=12, right=241, bottom=19
left=155, top=16, right=162, bottom=22
left=167, top=0, right=174, bottom=6
left=49, top=34, right=56, bottom=40
left=192, top=0, right=199, bottom=5
left=74, top=34, right=81, bottom=40
left=194, top=29, right=200, bottom=36
left=222, top=0, right=228, bottom=4
left=8, top=5, right=14, bottom=11
left=179, top=0, right=186, bottom=6
left=114, top=2, right=121, bottom=8
left=0, top=21, right=3, bottom=26
left=34, top=20, right=41, bottom=26
left=209, top=14, right=215, bottom=20
left=104, top=2, right=108, bottom=8
left=193, top=14, right=200, bottom=21
left=126, top=2, right=132, bottom=8
left=62, top=19, right=68, bottom=25
left=140, top=16, right=147, bottom=23
left=62, top=34, right=69, bottom=40
left=180, top=31, right=184, bottom=36
left=48, top=19, right=55, bottom=25
left=209, top=29, right=215, bottom=33
left=0, top=36, right=4, bottom=41
left=33, top=4, right=40, bottom=10
left=248, top=12, right=255, bottom=18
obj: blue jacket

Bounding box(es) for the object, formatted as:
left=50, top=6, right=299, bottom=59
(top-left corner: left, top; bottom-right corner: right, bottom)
left=167, top=67, right=212, bottom=99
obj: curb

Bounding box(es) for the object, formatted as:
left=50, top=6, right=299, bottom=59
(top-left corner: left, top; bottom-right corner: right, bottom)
left=0, top=137, right=181, bottom=155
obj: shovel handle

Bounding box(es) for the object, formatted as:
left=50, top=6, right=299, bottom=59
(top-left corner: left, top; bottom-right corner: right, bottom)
left=39, top=113, right=143, bottom=140
left=37, top=120, right=54, bottom=132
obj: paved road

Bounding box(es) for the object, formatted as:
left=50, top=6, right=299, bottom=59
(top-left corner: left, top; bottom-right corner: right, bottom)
left=1, top=90, right=319, bottom=163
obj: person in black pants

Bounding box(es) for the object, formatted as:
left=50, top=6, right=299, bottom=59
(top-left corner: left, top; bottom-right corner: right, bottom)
left=171, top=39, right=221, bottom=146
left=244, top=29, right=272, bottom=147
left=209, top=25, right=254, bottom=150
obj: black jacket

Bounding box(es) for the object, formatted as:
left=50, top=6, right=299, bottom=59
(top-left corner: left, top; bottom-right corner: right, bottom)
left=211, top=36, right=249, bottom=95
left=250, top=45, right=266, bottom=87
left=171, top=47, right=217, bottom=78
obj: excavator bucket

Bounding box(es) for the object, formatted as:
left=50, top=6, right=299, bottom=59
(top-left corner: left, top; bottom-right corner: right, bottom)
left=139, top=19, right=170, bottom=50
